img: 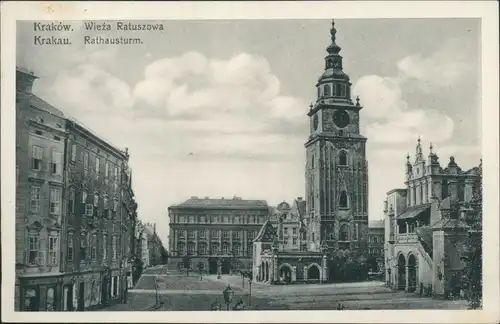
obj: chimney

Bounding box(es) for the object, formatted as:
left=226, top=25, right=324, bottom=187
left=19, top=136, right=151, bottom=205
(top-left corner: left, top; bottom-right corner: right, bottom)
left=221, top=197, right=224, bottom=200
left=190, top=196, right=199, bottom=199
left=205, top=196, right=209, bottom=199
left=297, top=197, right=303, bottom=201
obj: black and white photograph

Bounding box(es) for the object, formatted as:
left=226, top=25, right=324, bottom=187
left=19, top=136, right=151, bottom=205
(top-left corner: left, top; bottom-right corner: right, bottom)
left=1, top=1, right=499, bottom=323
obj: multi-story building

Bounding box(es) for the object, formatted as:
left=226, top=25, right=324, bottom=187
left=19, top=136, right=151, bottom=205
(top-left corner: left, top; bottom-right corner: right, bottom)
left=368, top=220, right=384, bottom=258
left=167, top=196, right=269, bottom=274
left=135, top=221, right=168, bottom=269
left=16, top=67, right=67, bottom=311
left=384, top=139, right=480, bottom=297
left=268, top=199, right=307, bottom=251
left=304, top=20, right=369, bottom=253
left=120, top=156, right=138, bottom=289
left=368, top=220, right=384, bottom=272
left=15, top=67, right=137, bottom=311
left=253, top=19, right=369, bottom=285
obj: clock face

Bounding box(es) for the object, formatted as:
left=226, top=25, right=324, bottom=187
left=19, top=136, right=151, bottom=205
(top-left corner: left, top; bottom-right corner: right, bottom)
left=313, top=114, right=319, bottom=130
left=333, top=109, right=350, bottom=128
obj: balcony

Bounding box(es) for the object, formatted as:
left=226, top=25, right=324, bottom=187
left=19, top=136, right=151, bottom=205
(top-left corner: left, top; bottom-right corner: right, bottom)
left=396, top=233, right=418, bottom=243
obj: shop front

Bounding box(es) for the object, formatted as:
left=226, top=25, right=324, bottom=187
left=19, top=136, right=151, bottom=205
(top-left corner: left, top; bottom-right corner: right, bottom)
left=19, top=274, right=63, bottom=311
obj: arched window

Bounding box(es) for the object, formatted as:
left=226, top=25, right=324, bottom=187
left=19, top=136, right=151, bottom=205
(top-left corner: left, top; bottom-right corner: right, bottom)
left=317, top=86, right=321, bottom=98
left=324, top=84, right=331, bottom=97
left=339, top=151, right=348, bottom=166
left=336, top=84, right=342, bottom=97
left=339, top=224, right=349, bottom=241
left=339, top=191, right=348, bottom=208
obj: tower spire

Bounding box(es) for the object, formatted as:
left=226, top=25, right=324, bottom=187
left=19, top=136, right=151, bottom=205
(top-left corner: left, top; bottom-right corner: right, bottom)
left=327, top=19, right=342, bottom=55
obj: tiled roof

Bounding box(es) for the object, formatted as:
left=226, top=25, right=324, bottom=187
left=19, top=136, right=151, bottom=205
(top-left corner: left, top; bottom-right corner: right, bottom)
left=369, top=219, right=384, bottom=228
left=30, top=95, right=65, bottom=118
left=174, top=197, right=268, bottom=209
left=397, top=204, right=431, bottom=220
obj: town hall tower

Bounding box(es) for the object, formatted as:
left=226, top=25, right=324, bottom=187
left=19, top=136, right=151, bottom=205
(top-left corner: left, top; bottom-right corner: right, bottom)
left=305, top=20, right=369, bottom=253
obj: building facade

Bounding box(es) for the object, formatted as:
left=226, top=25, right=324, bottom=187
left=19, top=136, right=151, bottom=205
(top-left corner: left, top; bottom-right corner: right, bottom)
left=252, top=20, right=369, bottom=285
left=304, top=20, right=369, bottom=254
left=384, top=140, right=480, bottom=297
left=16, top=67, right=67, bottom=312
left=268, top=199, right=307, bottom=251
left=15, top=67, right=137, bottom=311
left=368, top=220, right=385, bottom=272
left=168, top=197, right=269, bottom=274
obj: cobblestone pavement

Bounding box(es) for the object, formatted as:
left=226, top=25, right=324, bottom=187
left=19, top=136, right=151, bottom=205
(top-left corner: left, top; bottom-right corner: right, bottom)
left=96, top=265, right=468, bottom=311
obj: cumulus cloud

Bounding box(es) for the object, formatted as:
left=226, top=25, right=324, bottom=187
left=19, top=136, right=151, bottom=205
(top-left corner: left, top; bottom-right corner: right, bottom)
left=352, top=39, right=476, bottom=145
left=397, top=39, right=473, bottom=92
left=133, top=51, right=306, bottom=132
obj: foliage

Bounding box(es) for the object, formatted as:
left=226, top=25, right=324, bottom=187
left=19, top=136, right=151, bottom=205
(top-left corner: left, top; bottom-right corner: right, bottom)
left=132, top=256, right=144, bottom=284
left=328, top=249, right=369, bottom=282
left=461, top=162, right=482, bottom=309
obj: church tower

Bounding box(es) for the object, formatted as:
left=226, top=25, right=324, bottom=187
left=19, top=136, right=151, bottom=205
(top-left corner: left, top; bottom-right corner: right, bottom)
left=304, top=20, right=369, bottom=253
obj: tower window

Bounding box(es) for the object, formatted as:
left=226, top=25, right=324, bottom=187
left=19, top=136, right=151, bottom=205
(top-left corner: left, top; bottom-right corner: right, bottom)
left=339, top=151, right=348, bottom=166
left=324, top=84, right=331, bottom=97
left=339, top=224, right=349, bottom=241
left=317, top=86, right=321, bottom=98
left=339, top=191, right=348, bottom=208
left=336, top=84, right=342, bottom=97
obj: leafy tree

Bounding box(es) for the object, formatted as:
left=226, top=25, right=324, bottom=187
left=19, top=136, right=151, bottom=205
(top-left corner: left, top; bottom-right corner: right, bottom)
left=132, top=256, right=144, bottom=285
left=461, top=162, right=482, bottom=309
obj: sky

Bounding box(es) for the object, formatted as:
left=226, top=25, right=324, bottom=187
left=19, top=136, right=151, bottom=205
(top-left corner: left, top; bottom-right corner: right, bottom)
left=17, top=19, right=481, bottom=247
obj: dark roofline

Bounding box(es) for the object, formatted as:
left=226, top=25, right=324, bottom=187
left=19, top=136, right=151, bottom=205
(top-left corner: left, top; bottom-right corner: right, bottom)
left=386, top=188, right=407, bottom=195
left=68, top=119, right=127, bottom=160
left=169, top=205, right=269, bottom=210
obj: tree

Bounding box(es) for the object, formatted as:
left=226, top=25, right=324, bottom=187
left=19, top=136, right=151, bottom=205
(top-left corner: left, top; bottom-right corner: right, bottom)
left=183, top=255, right=192, bottom=276
left=461, top=162, right=482, bottom=309
left=132, top=256, right=144, bottom=285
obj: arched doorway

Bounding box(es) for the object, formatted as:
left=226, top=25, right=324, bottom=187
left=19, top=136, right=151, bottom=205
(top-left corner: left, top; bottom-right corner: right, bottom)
left=279, top=264, right=292, bottom=283
left=221, top=259, right=231, bottom=274
left=397, top=254, right=406, bottom=290
left=407, top=254, right=417, bottom=292
left=208, top=258, right=218, bottom=274
left=307, top=264, right=320, bottom=280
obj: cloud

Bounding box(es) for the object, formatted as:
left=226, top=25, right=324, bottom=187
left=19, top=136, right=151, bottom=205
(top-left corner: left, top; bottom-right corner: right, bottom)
left=365, top=109, right=454, bottom=144
left=352, top=39, right=476, bottom=145
left=397, top=39, right=473, bottom=92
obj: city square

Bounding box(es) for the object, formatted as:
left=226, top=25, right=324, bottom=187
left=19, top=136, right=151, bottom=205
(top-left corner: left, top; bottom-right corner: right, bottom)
left=12, top=14, right=484, bottom=314
left=99, top=265, right=467, bottom=311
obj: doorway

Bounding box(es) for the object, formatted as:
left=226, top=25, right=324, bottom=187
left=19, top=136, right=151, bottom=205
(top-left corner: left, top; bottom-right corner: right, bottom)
left=101, top=278, right=108, bottom=304
left=77, top=282, right=85, bottom=311
left=221, top=258, right=231, bottom=274
left=307, top=265, right=320, bottom=280
left=208, top=258, right=218, bottom=274
left=66, top=284, right=74, bottom=311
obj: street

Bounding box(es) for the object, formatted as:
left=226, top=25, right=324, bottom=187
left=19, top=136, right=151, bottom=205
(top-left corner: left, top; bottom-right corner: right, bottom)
left=96, top=265, right=468, bottom=311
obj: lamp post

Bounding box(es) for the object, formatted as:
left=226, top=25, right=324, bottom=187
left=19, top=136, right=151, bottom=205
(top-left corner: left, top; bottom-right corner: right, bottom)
left=248, top=279, right=252, bottom=306
left=222, top=285, right=234, bottom=310
left=154, top=276, right=160, bottom=306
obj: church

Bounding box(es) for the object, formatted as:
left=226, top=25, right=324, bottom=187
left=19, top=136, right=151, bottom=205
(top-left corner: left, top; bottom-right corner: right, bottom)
left=252, top=19, right=370, bottom=284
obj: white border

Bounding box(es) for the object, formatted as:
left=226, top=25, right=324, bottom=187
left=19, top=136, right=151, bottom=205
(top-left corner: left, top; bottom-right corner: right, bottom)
left=1, top=1, right=499, bottom=323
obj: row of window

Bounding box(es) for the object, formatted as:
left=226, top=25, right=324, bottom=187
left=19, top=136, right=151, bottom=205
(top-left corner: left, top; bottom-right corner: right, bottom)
left=71, top=145, right=121, bottom=181
left=30, top=186, right=119, bottom=217
left=177, top=242, right=253, bottom=256
left=177, top=229, right=257, bottom=240
left=317, top=83, right=350, bottom=99
left=318, top=223, right=359, bottom=242
left=32, top=146, right=62, bottom=175
left=66, top=233, right=119, bottom=263
left=283, top=227, right=298, bottom=235
left=369, top=236, right=383, bottom=244
left=176, top=215, right=265, bottom=224
left=27, top=235, right=58, bottom=266
left=310, top=151, right=349, bottom=169
left=31, top=145, right=122, bottom=182
left=369, top=248, right=384, bottom=257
